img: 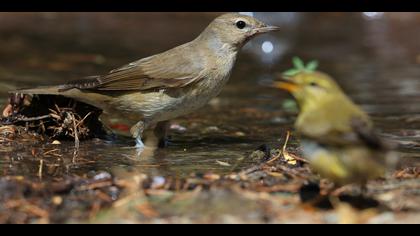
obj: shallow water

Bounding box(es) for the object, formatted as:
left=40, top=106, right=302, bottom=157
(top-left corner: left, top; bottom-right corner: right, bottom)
left=1, top=12, right=420, bottom=180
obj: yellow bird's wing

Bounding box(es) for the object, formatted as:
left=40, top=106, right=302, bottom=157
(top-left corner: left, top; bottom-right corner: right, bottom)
left=296, top=95, right=385, bottom=149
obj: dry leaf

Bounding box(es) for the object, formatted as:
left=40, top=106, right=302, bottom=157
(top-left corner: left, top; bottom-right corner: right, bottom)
left=216, top=160, right=231, bottom=167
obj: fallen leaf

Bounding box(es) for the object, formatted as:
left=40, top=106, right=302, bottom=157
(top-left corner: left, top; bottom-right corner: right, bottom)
left=216, top=160, right=231, bottom=167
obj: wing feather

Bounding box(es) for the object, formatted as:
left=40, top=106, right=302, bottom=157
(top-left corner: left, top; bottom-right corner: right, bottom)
left=297, top=96, right=382, bottom=148
left=60, top=43, right=206, bottom=91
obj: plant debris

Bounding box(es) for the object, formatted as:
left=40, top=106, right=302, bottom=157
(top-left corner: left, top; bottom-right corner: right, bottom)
left=0, top=138, right=418, bottom=223
left=1, top=94, right=108, bottom=144
left=89, top=143, right=419, bottom=224
left=0, top=172, right=121, bottom=223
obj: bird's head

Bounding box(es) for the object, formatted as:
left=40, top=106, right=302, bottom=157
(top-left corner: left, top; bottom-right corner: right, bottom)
left=200, top=13, right=280, bottom=49
left=273, top=58, right=344, bottom=110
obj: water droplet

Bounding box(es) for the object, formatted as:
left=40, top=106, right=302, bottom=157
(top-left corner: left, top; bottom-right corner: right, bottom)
left=262, top=41, right=274, bottom=54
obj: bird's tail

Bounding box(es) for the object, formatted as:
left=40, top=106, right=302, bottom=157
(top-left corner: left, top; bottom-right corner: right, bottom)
left=9, top=86, right=63, bottom=96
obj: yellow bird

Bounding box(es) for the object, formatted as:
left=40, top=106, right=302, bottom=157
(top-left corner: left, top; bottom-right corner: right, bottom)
left=274, top=58, right=396, bottom=186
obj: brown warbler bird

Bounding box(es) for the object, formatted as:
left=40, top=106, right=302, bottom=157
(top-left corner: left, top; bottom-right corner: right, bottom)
left=274, top=58, right=397, bottom=186
left=12, top=13, right=280, bottom=149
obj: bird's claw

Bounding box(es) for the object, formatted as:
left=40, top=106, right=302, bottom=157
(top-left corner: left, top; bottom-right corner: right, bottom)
left=135, top=137, right=145, bottom=149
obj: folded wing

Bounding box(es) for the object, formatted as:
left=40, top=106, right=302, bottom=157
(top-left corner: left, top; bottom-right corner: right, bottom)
left=59, top=45, right=206, bottom=92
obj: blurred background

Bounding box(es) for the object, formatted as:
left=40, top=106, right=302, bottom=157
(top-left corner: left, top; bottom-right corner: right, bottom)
left=1, top=12, right=420, bottom=177
left=1, top=12, right=420, bottom=104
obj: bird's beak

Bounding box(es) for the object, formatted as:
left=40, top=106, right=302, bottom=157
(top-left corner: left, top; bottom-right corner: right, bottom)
left=254, top=25, right=281, bottom=34
left=272, top=81, right=299, bottom=93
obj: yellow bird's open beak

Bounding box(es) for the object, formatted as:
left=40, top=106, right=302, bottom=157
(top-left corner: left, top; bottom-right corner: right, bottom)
left=272, top=81, right=299, bottom=93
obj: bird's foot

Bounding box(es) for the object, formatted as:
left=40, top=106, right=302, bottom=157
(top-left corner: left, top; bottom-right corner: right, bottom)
left=135, top=137, right=145, bottom=149
left=158, top=137, right=172, bottom=148
left=133, top=137, right=159, bottom=158
left=133, top=141, right=147, bottom=157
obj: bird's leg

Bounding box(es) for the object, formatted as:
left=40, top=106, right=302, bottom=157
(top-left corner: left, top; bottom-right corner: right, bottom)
left=135, top=137, right=144, bottom=149
left=359, top=181, right=368, bottom=197
left=154, top=120, right=170, bottom=148
left=130, top=121, right=145, bottom=150
left=142, top=120, right=171, bottom=148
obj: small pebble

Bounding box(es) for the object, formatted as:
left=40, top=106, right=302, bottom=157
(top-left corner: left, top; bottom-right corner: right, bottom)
left=52, top=196, right=63, bottom=205
left=170, top=124, right=187, bottom=132
left=151, top=176, right=166, bottom=189
left=52, top=140, right=61, bottom=145
left=203, top=126, right=220, bottom=133
left=203, top=173, right=220, bottom=181
left=93, top=171, right=112, bottom=181
left=234, top=131, right=246, bottom=137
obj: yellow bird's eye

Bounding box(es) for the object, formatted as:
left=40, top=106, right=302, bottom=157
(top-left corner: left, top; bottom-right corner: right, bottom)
left=309, top=82, right=319, bottom=87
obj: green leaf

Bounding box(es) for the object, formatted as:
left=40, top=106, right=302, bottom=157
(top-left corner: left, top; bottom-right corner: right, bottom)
left=282, top=57, right=320, bottom=78
left=282, top=69, right=300, bottom=77
left=292, top=57, right=305, bottom=70
left=305, top=60, right=318, bottom=71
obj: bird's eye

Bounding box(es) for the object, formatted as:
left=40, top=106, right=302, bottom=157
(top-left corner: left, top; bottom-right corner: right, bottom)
left=309, top=82, right=318, bottom=87
left=236, top=20, right=246, bottom=29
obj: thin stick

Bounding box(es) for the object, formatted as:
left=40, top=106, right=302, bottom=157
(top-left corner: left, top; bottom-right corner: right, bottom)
left=16, top=115, right=51, bottom=122
left=266, top=131, right=292, bottom=164
left=266, top=152, right=281, bottom=164
left=43, top=149, right=61, bottom=156
left=38, top=159, right=44, bottom=179
left=282, top=131, right=297, bottom=165
left=72, top=114, right=80, bottom=163
left=75, top=112, right=92, bottom=128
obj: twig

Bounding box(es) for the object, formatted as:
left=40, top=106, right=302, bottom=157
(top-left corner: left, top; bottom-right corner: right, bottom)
left=0, top=137, right=14, bottom=142
left=16, top=115, right=51, bottom=122
left=267, top=131, right=293, bottom=164
left=282, top=131, right=298, bottom=165
left=238, top=164, right=264, bottom=178
left=54, top=104, right=61, bottom=113
left=75, top=112, right=92, bottom=128
left=38, top=159, right=44, bottom=179
left=272, top=164, right=310, bottom=179
left=43, top=149, right=60, bottom=155
left=266, top=152, right=281, bottom=164
left=72, top=113, right=80, bottom=162
left=24, top=204, right=49, bottom=219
